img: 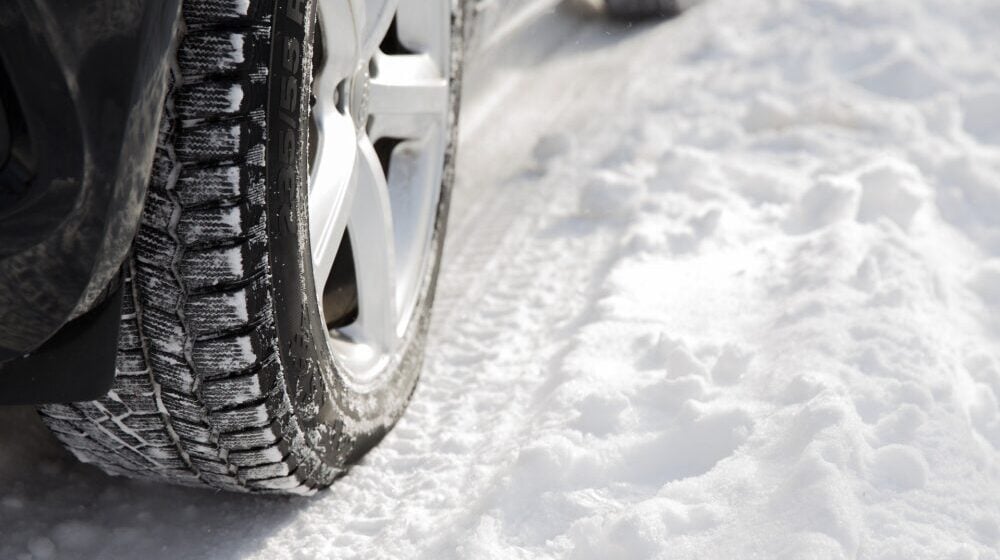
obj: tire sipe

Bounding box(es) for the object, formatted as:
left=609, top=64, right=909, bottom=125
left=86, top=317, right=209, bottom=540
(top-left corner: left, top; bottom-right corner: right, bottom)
left=38, top=0, right=463, bottom=494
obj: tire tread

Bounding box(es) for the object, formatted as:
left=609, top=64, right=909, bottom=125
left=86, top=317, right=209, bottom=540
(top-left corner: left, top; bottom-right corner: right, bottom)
left=38, top=2, right=327, bottom=494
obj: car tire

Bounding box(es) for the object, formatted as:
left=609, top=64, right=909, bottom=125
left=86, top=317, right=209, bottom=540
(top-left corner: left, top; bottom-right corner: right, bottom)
left=38, top=0, right=463, bottom=495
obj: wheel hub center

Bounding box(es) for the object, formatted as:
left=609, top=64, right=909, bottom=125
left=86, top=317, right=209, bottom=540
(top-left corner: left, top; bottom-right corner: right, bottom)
left=348, top=62, right=371, bottom=133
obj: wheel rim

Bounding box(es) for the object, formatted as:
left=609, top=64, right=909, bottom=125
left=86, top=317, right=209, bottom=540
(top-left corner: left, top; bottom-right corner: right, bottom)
left=308, top=0, right=451, bottom=384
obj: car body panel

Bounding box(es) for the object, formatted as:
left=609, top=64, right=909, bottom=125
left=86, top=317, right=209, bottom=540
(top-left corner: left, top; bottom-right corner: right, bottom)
left=0, top=0, right=181, bottom=360
left=0, top=0, right=181, bottom=402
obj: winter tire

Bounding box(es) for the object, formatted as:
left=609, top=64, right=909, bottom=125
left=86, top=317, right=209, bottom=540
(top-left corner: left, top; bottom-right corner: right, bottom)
left=38, top=0, right=463, bottom=495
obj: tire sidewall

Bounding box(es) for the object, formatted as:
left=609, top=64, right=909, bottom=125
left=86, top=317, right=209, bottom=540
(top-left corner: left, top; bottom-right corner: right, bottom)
left=265, top=0, right=463, bottom=469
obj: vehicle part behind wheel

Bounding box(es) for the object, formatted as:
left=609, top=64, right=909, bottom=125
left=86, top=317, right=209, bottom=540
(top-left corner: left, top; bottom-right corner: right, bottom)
left=605, top=0, right=682, bottom=19
left=38, top=0, right=463, bottom=494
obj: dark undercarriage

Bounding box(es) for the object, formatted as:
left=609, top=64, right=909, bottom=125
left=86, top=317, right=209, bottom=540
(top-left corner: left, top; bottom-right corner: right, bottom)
left=0, top=0, right=181, bottom=404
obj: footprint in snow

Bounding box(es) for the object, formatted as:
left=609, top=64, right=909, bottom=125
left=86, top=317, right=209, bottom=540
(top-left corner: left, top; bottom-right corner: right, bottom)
left=710, top=343, right=754, bottom=386
left=637, top=334, right=709, bottom=377
left=530, top=132, right=573, bottom=173
left=622, top=403, right=754, bottom=484
left=961, top=90, right=1000, bottom=146
left=868, top=444, right=929, bottom=491
left=856, top=158, right=929, bottom=230
left=784, top=175, right=860, bottom=235
left=853, top=49, right=951, bottom=101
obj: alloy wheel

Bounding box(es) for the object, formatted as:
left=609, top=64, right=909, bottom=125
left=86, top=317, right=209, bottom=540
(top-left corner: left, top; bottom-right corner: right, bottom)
left=308, top=0, right=452, bottom=385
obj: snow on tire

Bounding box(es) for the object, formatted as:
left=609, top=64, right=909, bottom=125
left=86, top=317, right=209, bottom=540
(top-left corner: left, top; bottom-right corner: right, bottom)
left=37, top=0, right=463, bottom=495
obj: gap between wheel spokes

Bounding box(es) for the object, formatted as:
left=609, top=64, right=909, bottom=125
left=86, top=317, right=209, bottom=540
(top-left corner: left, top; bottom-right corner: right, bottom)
left=309, top=110, right=358, bottom=301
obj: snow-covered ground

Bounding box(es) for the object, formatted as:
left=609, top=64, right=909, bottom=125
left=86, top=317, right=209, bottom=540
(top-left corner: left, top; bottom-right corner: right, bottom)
left=3, top=0, right=1000, bottom=558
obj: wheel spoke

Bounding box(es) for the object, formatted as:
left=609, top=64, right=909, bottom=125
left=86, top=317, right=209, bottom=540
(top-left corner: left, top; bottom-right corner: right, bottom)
left=367, top=53, right=448, bottom=140
left=346, top=136, right=398, bottom=351
left=315, top=0, right=359, bottom=92
left=309, top=110, right=358, bottom=299
left=357, top=0, right=400, bottom=60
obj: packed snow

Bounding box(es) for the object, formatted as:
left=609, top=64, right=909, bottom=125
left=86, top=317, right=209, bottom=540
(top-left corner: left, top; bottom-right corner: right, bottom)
left=2, top=0, right=1000, bottom=558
